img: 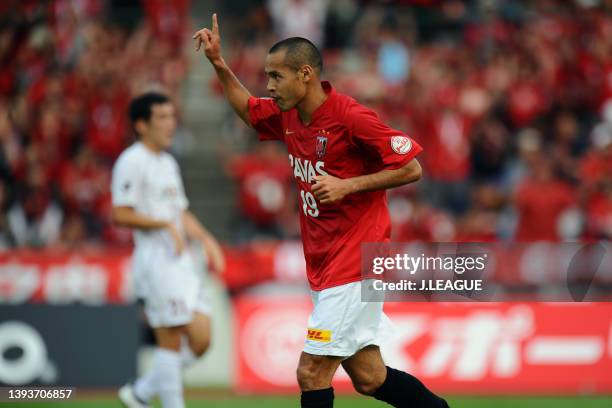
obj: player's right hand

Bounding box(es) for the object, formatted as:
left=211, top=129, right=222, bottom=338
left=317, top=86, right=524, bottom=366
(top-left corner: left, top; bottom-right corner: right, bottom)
left=193, top=13, right=221, bottom=62
left=167, top=223, right=185, bottom=255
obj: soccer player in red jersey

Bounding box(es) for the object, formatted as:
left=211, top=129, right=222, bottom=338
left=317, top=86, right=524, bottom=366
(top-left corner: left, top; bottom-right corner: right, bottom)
left=194, top=14, right=449, bottom=408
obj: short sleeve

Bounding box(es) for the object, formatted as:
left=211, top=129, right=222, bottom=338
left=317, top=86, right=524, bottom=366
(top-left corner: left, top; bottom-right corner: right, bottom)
left=347, top=104, right=423, bottom=170
left=111, top=155, right=142, bottom=207
left=248, top=96, right=284, bottom=142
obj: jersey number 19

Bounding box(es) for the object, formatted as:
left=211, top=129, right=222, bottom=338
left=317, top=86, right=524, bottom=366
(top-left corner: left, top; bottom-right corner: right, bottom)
left=300, top=190, right=319, bottom=218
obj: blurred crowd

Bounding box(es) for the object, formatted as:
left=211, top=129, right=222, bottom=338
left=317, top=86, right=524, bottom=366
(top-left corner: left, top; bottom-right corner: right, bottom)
left=1, top=0, right=611, bottom=250
left=219, top=0, right=612, bottom=243
left=0, top=0, right=191, bottom=249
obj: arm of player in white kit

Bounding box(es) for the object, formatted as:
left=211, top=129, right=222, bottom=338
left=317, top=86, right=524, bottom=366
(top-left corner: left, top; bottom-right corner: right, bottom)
left=111, top=207, right=185, bottom=255
left=193, top=13, right=252, bottom=127
left=182, top=210, right=225, bottom=274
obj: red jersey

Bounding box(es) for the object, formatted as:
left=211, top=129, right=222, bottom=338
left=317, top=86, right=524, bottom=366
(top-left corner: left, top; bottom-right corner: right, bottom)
left=514, top=179, right=575, bottom=242
left=248, top=81, right=423, bottom=290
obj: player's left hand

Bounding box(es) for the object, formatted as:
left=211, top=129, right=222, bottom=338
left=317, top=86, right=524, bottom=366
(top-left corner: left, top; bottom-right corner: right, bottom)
left=193, top=13, right=222, bottom=63
left=312, top=175, right=354, bottom=204
left=203, top=241, right=226, bottom=275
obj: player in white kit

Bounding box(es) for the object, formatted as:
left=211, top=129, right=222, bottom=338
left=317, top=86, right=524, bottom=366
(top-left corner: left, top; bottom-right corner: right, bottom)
left=113, top=93, right=225, bottom=408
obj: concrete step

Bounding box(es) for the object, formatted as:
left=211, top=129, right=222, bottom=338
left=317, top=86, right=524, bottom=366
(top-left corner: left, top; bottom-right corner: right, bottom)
left=177, top=0, right=245, bottom=241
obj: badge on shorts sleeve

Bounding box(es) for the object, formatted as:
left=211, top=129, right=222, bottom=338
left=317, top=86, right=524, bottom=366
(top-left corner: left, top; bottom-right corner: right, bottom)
left=391, top=135, right=412, bottom=155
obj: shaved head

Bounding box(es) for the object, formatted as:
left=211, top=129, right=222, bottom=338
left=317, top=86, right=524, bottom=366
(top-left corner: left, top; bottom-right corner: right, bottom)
left=269, top=37, right=322, bottom=74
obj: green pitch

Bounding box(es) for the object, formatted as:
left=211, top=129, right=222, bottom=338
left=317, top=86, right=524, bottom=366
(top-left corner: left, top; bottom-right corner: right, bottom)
left=8, top=395, right=612, bottom=408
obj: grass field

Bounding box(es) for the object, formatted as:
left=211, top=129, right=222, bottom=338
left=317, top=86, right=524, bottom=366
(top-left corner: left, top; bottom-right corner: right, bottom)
left=8, top=395, right=612, bottom=408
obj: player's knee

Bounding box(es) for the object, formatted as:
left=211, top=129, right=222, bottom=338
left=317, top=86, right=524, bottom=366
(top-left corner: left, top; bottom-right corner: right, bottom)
left=190, top=336, right=211, bottom=357
left=155, top=327, right=184, bottom=351
left=296, top=354, right=338, bottom=391
left=351, top=371, right=385, bottom=396
left=296, top=364, right=317, bottom=389
left=352, top=379, right=382, bottom=396
left=296, top=362, right=331, bottom=390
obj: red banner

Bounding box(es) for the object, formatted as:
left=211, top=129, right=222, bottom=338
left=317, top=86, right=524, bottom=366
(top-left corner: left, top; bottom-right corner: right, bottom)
left=234, top=298, right=612, bottom=394
left=0, top=243, right=307, bottom=303
left=0, top=249, right=133, bottom=304
left=3, top=243, right=609, bottom=301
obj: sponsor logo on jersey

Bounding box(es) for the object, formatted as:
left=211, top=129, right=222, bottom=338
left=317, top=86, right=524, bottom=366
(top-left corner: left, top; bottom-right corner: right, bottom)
left=289, top=154, right=328, bottom=184
left=307, top=328, right=332, bottom=342
left=391, top=135, right=412, bottom=155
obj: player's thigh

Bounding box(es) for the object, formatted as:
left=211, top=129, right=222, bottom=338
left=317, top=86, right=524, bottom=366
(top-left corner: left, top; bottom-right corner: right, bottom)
left=153, top=324, right=188, bottom=351
left=184, top=311, right=211, bottom=356
left=341, top=345, right=387, bottom=395
left=296, top=351, right=344, bottom=391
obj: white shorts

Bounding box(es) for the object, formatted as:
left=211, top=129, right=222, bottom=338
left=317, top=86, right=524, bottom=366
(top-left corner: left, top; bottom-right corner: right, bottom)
left=133, top=248, right=211, bottom=328
left=303, top=279, right=394, bottom=357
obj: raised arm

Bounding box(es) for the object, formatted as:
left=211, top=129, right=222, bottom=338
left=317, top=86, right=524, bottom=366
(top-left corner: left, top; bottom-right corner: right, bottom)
left=193, top=14, right=252, bottom=126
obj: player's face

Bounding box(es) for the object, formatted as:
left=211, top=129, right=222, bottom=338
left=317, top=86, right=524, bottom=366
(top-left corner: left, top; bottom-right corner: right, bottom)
left=265, top=51, right=306, bottom=111
left=143, top=103, right=176, bottom=150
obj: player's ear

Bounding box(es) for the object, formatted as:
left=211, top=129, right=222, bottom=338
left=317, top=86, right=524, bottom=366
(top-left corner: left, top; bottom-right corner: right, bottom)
left=300, top=65, right=313, bottom=83
left=134, top=119, right=148, bottom=137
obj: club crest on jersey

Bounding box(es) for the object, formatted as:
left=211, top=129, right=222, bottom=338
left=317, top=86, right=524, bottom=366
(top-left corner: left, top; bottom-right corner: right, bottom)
left=315, top=130, right=330, bottom=158
left=391, top=135, right=412, bottom=155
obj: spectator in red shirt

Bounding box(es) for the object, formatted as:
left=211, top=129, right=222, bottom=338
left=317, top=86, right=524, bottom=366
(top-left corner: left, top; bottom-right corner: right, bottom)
left=226, top=141, right=293, bottom=242
left=59, top=146, right=109, bottom=235
left=513, top=154, right=576, bottom=241
left=507, top=60, right=549, bottom=129
left=85, top=79, right=130, bottom=160
left=390, top=193, right=456, bottom=242
left=32, top=103, right=72, bottom=166
left=142, top=0, right=190, bottom=49
left=421, top=106, right=473, bottom=214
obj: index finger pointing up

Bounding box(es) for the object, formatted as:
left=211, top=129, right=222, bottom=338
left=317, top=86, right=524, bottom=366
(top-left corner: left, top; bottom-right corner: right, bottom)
left=212, top=13, right=219, bottom=34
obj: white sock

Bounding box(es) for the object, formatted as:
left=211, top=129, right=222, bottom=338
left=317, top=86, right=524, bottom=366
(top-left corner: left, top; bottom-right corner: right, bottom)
left=132, top=356, right=157, bottom=403
left=180, top=336, right=197, bottom=368
left=155, top=348, right=185, bottom=408
left=133, top=348, right=185, bottom=408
